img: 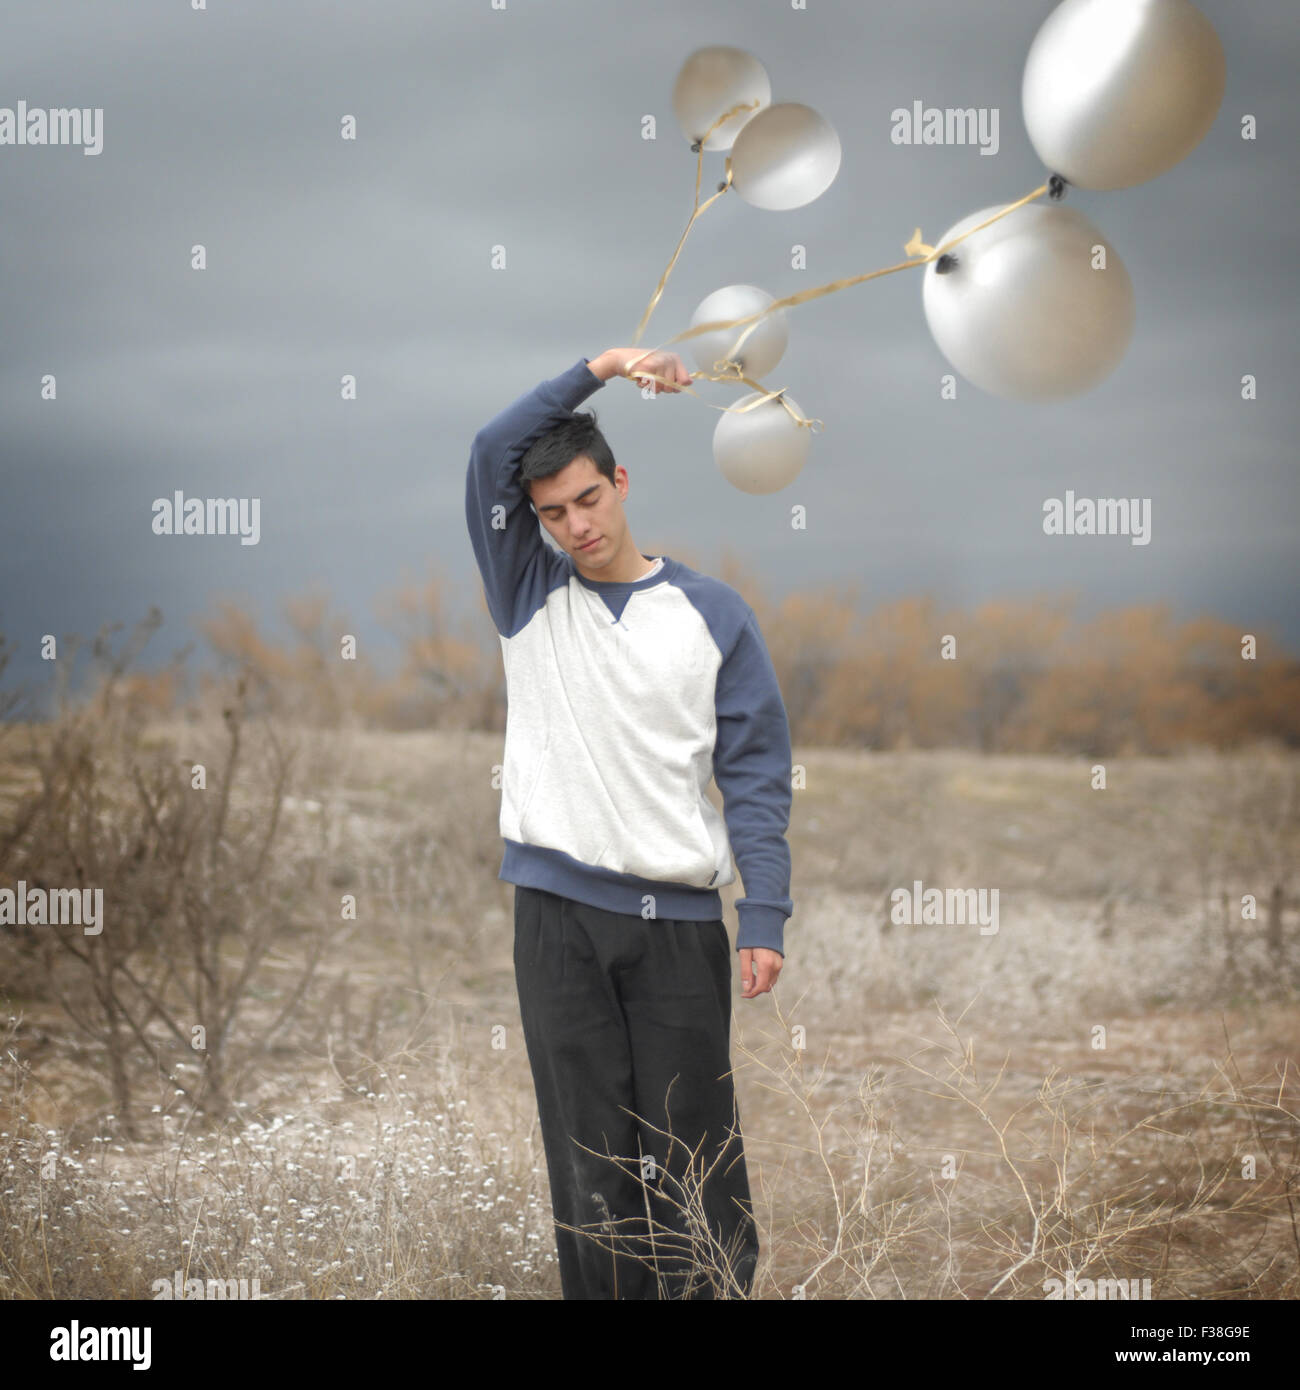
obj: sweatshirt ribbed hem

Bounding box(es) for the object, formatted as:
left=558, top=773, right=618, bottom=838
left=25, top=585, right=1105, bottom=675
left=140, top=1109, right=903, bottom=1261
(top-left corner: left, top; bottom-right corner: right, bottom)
left=500, top=840, right=724, bottom=921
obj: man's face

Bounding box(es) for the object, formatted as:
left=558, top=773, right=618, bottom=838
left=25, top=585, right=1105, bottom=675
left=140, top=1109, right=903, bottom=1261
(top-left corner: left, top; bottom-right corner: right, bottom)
left=527, top=454, right=628, bottom=571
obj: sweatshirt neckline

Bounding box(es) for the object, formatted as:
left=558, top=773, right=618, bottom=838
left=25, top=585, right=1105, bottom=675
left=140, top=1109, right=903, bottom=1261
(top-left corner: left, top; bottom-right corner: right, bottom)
left=573, top=554, right=677, bottom=593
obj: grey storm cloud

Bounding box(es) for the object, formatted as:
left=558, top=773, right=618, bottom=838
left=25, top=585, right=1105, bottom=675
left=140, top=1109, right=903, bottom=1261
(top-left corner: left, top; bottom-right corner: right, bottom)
left=1, top=0, right=1296, bottom=699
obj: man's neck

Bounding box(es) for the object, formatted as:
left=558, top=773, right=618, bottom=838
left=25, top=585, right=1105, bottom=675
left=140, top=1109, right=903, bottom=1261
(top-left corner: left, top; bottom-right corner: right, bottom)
left=578, top=538, right=657, bottom=584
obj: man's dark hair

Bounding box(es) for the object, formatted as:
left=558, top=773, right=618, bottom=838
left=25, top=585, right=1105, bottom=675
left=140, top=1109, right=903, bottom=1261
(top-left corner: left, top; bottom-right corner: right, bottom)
left=518, top=409, right=616, bottom=499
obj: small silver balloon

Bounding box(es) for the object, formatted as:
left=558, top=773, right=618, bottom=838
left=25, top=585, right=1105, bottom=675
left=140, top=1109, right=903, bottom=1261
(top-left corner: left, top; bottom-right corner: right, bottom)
left=922, top=203, right=1135, bottom=401
left=1023, top=0, right=1225, bottom=190
left=689, top=286, right=788, bottom=380
left=713, top=391, right=810, bottom=494
left=672, top=46, right=770, bottom=152
left=728, top=103, right=841, bottom=211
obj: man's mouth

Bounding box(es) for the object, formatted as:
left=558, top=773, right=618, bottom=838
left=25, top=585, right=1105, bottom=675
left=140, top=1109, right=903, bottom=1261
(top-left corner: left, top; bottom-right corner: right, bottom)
left=577, top=537, right=601, bottom=551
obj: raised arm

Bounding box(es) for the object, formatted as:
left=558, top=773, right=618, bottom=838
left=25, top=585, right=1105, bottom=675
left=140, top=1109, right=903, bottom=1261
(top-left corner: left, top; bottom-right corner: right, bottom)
left=465, top=357, right=605, bottom=635
left=465, top=349, right=693, bottom=634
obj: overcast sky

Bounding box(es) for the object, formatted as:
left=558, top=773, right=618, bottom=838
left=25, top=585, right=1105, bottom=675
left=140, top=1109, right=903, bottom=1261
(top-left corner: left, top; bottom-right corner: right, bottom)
left=1, top=0, right=1296, bottom=705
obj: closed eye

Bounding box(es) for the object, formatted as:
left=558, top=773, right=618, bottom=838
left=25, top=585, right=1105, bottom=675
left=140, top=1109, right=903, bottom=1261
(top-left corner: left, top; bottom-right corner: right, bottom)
left=541, top=497, right=598, bottom=518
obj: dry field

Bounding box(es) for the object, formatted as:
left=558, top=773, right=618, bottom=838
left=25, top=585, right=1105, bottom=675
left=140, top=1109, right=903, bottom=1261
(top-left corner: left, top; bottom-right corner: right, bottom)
left=1, top=697, right=1297, bottom=1299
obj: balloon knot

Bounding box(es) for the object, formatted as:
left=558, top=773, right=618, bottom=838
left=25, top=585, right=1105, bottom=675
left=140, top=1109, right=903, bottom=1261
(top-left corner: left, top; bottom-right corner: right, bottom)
left=1048, top=173, right=1068, bottom=201
left=935, top=253, right=959, bottom=275
left=690, top=141, right=702, bottom=154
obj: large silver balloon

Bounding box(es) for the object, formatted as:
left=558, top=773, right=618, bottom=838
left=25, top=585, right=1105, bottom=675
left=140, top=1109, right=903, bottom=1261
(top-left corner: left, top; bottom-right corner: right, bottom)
left=728, top=103, right=841, bottom=211
left=922, top=203, right=1135, bottom=401
left=689, top=285, right=788, bottom=380
left=672, top=46, right=770, bottom=152
left=1023, top=0, right=1225, bottom=190
left=712, top=391, right=810, bottom=494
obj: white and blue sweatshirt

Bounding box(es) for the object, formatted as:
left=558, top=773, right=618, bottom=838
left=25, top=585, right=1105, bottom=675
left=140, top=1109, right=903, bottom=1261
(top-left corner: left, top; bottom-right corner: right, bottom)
left=465, top=356, right=794, bottom=955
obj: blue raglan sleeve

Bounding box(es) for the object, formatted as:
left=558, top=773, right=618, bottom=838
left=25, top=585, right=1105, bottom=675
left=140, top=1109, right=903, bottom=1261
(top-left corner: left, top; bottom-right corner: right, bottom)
left=712, top=608, right=794, bottom=955
left=465, top=356, right=605, bottom=635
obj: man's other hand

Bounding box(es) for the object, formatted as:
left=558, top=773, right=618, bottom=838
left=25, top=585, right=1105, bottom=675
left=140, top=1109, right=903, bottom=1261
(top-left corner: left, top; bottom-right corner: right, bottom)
left=739, top=946, right=783, bottom=998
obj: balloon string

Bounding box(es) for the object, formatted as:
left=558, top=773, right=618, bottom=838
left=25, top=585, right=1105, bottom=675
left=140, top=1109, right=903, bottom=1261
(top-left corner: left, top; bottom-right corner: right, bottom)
left=622, top=179, right=1052, bottom=429
left=619, top=352, right=826, bottom=433
left=630, top=100, right=757, bottom=346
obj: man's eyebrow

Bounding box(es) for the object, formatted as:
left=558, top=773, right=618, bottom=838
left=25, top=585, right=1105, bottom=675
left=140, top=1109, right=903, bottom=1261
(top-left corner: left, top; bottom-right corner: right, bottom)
left=535, top=484, right=601, bottom=512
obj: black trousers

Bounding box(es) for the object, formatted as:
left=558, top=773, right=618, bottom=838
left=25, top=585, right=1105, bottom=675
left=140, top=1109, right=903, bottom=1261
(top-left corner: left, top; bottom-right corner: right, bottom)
left=513, top=885, right=759, bottom=1299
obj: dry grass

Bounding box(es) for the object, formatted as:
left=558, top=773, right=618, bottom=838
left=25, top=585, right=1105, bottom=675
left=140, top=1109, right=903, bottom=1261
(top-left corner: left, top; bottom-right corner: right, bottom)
left=1, top=638, right=1297, bottom=1298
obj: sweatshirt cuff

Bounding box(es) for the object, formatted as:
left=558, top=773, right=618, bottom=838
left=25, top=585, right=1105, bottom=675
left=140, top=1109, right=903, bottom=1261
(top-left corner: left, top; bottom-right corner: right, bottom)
left=543, top=357, right=606, bottom=411
left=735, top=905, right=787, bottom=956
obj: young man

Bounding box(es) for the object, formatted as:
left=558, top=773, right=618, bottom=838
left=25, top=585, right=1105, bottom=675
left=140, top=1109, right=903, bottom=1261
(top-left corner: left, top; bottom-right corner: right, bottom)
left=465, top=346, right=794, bottom=1300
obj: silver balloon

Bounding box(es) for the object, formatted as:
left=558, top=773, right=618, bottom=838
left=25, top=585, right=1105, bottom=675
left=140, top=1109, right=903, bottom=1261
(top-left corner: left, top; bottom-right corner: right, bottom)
left=689, top=285, right=788, bottom=380
left=672, top=46, right=770, bottom=152
left=922, top=203, right=1135, bottom=401
left=712, top=391, right=810, bottom=494
left=1023, top=0, right=1225, bottom=190
left=728, top=103, right=841, bottom=211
